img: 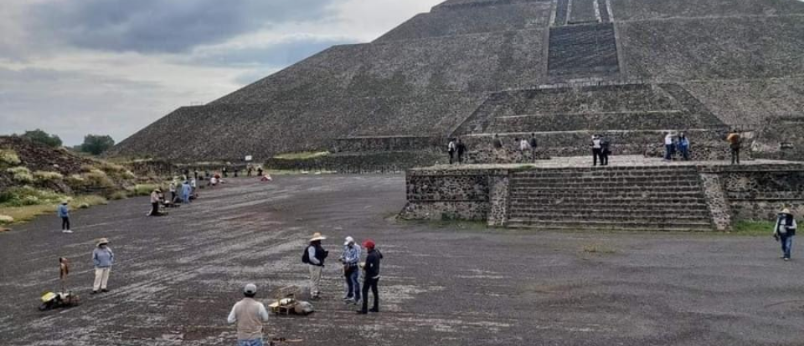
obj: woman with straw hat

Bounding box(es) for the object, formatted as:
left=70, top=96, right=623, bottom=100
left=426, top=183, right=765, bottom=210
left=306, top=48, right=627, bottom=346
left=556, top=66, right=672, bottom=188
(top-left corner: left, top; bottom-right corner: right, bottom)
left=773, top=208, right=797, bottom=261
left=302, top=232, right=329, bottom=299
left=92, top=238, right=114, bottom=294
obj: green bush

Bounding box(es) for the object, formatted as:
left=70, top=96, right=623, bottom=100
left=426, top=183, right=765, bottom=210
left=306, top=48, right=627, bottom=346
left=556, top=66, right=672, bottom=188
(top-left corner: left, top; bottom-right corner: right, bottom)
left=33, top=171, right=64, bottom=184
left=0, top=186, right=66, bottom=207
left=7, top=166, right=34, bottom=184
left=83, top=169, right=116, bottom=190
left=109, top=191, right=128, bottom=200
left=0, top=149, right=21, bottom=167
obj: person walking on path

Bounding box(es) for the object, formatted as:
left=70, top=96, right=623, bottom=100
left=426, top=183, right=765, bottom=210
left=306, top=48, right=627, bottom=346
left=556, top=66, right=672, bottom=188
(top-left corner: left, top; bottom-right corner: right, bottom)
left=181, top=181, right=192, bottom=204
left=222, top=167, right=229, bottom=178
left=664, top=132, right=675, bottom=161
left=774, top=208, right=797, bottom=261
left=529, top=133, right=539, bottom=162
left=227, top=283, right=270, bottom=346
left=302, top=232, right=328, bottom=300
left=678, top=133, right=690, bottom=161
left=447, top=139, right=457, bottom=164
left=257, top=167, right=264, bottom=178
left=340, top=236, right=362, bottom=304
left=599, top=135, right=611, bottom=166
left=456, top=138, right=467, bottom=164
left=728, top=131, right=742, bottom=164
left=92, top=238, right=113, bottom=294
left=357, top=239, right=383, bottom=314
left=591, top=135, right=602, bottom=166
left=57, top=201, right=72, bottom=233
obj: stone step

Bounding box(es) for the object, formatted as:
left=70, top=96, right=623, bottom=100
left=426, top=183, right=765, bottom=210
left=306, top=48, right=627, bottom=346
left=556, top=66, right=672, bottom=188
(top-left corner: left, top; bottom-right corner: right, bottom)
left=505, top=220, right=714, bottom=231
left=509, top=206, right=711, bottom=214
left=511, top=182, right=703, bottom=189
left=508, top=198, right=708, bottom=205
left=510, top=185, right=703, bottom=191
left=510, top=191, right=705, bottom=199
left=508, top=213, right=710, bottom=221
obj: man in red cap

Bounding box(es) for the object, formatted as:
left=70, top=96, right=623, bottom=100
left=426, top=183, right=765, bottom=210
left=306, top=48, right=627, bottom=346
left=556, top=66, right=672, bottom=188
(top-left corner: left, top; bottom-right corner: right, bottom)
left=357, top=239, right=383, bottom=314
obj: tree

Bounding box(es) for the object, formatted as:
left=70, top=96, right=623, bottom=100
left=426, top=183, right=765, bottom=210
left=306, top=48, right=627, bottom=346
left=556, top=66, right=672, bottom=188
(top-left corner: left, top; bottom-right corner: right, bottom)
left=80, top=135, right=115, bottom=155
left=21, top=129, right=62, bottom=148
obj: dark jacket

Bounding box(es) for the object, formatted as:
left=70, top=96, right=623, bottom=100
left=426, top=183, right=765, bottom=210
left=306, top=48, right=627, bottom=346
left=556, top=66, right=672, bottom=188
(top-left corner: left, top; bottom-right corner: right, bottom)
left=305, top=244, right=328, bottom=266
left=457, top=143, right=466, bottom=155
left=776, top=213, right=797, bottom=237
left=529, top=137, right=538, bottom=148
left=364, top=249, right=383, bottom=280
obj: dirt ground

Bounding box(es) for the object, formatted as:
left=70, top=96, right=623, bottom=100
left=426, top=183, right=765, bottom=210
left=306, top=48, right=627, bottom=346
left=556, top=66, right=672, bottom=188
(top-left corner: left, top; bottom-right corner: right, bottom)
left=1, top=175, right=803, bottom=346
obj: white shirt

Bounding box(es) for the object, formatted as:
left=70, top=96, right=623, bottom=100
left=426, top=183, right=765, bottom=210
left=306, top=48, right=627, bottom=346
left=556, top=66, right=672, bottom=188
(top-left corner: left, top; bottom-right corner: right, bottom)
left=520, top=139, right=530, bottom=151
left=665, top=135, right=673, bottom=145
left=592, top=139, right=601, bottom=149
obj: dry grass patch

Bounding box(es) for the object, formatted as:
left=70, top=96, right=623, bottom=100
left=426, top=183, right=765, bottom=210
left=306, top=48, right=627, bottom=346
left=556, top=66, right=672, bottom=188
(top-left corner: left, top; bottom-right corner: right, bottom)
left=0, top=195, right=107, bottom=224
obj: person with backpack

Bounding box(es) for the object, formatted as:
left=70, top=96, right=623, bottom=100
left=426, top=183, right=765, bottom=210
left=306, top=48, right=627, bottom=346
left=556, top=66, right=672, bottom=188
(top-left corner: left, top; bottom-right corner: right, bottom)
left=456, top=138, right=467, bottom=164
left=357, top=239, right=383, bottom=314
left=57, top=201, right=72, bottom=233
left=727, top=131, right=742, bottom=164
left=447, top=139, right=456, bottom=164
left=773, top=208, right=797, bottom=261
left=302, top=232, right=328, bottom=299
left=529, top=133, right=538, bottom=162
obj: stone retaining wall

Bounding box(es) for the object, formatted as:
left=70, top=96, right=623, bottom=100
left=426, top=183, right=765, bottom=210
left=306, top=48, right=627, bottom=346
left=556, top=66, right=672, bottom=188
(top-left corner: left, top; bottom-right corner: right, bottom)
left=401, top=162, right=804, bottom=229
left=399, top=169, right=509, bottom=221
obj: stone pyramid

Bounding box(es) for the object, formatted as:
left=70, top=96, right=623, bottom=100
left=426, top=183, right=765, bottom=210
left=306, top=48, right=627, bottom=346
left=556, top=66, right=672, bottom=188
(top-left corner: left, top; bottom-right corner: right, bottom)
left=109, top=0, right=804, bottom=162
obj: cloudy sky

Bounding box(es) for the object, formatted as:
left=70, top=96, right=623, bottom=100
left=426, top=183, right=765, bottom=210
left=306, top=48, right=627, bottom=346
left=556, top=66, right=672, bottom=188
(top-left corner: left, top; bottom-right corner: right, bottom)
left=0, top=0, right=442, bottom=145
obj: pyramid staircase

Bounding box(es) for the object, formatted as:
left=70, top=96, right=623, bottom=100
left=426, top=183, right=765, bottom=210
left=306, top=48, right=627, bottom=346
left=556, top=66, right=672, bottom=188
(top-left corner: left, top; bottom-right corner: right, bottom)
left=506, top=166, right=715, bottom=231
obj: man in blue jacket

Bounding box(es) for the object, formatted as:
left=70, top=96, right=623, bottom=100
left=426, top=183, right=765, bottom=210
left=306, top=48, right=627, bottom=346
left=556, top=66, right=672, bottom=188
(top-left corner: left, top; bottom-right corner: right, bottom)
left=57, top=201, right=72, bottom=233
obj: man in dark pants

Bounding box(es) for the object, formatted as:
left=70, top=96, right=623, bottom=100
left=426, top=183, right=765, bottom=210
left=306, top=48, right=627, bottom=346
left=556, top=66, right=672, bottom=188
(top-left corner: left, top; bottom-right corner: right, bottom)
left=357, top=239, right=383, bottom=314
left=774, top=208, right=797, bottom=261
left=591, top=135, right=602, bottom=166
left=728, top=132, right=741, bottom=165
left=600, top=135, right=610, bottom=166
left=529, top=133, right=538, bottom=162
left=456, top=138, right=467, bottom=164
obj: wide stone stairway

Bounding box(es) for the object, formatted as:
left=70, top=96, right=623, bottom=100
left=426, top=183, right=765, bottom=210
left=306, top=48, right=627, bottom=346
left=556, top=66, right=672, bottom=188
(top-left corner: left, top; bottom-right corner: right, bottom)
left=506, top=165, right=715, bottom=231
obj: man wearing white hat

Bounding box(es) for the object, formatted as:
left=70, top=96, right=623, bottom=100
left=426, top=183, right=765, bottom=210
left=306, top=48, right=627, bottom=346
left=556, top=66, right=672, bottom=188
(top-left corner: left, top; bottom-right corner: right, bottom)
left=91, top=238, right=113, bottom=294
left=774, top=208, right=797, bottom=261
left=340, top=236, right=362, bottom=303
left=227, top=283, right=270, bottom=346
left=302, top=232, right=329, bottom=299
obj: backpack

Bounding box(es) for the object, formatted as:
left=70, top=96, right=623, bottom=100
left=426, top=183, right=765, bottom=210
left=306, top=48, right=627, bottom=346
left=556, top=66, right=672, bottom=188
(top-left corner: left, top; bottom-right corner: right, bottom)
left=301, top=246, right=311, bottom=264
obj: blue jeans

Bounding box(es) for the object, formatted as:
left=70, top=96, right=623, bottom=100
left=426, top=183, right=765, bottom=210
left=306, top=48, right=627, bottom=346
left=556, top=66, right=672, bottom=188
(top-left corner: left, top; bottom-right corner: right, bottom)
left=182, top=194, right=190, bottom=203
left=237, top=339, right=263, bottom=346
left=665, top=144, right=674, bottom=160
left=679, top=146, right=689, bottom=160
left=345, top=266, right=361, bottom=300
left=781, top=235, right=794, bottom=259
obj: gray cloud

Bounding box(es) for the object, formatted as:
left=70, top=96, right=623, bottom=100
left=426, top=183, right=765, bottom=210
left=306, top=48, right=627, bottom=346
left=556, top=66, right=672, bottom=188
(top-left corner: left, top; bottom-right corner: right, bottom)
left=0, top=67, right=192, bottom=145
left=27, top=0, right=338, bottom=53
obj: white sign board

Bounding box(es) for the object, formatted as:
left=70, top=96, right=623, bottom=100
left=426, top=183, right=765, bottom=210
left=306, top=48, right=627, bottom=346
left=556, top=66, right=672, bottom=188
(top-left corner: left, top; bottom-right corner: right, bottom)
left=245, top=155, right=253, bottom=162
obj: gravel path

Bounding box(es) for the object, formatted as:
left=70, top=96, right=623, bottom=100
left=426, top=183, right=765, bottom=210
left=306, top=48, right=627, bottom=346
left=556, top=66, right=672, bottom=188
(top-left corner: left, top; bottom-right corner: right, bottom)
left=1, top=175, right=802, bottom=345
